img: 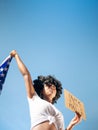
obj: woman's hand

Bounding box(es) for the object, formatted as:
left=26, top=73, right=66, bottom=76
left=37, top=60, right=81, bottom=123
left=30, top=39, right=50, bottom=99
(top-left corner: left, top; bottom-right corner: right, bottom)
left=66, top=112, right=82, bottom=130
left=10, top=50, right=17, bottom=57
left=70, top=112, right=82, bottom=126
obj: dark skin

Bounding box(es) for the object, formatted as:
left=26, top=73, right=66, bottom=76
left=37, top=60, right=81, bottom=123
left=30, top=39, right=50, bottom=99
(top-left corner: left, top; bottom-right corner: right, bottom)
left=10, top=50, right=82, bottom=130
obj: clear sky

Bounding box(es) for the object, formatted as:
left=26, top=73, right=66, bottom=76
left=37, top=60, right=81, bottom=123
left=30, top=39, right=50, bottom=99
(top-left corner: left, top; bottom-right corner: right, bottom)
left=0, top=0, right=98, bottom=130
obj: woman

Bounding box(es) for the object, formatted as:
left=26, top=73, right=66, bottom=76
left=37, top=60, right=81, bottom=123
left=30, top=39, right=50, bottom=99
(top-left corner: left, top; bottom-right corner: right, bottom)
left=10, top=50, right=82, bottom=130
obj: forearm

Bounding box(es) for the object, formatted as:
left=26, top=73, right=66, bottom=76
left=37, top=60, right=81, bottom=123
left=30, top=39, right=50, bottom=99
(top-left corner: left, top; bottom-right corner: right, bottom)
left=65, top=122, right=76, bottom=130
left=65, top=127, right=73, bottom=130
left=10, top=50, right=35, bottom=97
left=14, top=53, right=30, bottom=76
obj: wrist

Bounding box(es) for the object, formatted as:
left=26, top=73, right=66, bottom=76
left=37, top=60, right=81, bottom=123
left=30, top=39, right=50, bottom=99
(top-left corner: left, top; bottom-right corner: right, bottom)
left=14, top=53, right=18, bottom=57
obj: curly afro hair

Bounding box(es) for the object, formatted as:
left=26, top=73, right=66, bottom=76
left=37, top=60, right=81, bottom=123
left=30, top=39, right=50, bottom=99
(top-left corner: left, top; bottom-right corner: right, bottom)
left=33, top=75, right=62, bottom=104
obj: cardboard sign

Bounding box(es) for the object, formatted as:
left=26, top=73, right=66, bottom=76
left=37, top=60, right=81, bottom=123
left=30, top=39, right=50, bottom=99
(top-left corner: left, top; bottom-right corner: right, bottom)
left=64, top=89, right=86, bottom=120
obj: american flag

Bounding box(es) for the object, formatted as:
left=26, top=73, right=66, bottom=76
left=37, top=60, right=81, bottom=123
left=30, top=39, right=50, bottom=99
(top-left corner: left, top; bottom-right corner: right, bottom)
left=0, top=55, right=12, bottom=94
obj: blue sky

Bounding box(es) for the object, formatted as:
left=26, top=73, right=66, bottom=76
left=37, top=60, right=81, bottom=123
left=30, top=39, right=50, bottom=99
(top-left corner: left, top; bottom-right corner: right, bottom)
left=0, top=0, right=98, bottom=130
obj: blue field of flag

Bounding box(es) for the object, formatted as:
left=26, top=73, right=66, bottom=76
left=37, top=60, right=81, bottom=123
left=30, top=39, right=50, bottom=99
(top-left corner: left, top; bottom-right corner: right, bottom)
left=0, top=55, right=12, bottom=93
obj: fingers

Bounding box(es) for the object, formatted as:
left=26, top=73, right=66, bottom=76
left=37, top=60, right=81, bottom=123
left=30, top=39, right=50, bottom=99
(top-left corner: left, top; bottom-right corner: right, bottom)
left=74, top=112, right=82, bottom=124
left=10, top=50, right=17, bottom=57
left=75, top=111, right=81, bottom=118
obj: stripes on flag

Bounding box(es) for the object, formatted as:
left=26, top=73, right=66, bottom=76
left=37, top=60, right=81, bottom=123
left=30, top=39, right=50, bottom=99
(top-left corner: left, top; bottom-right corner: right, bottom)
left=0, top=55, right=12, bottom=94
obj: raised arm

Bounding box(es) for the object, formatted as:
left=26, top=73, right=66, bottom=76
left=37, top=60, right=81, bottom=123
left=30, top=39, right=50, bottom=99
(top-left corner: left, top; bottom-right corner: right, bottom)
left=10, top=50, right=35, bottom=98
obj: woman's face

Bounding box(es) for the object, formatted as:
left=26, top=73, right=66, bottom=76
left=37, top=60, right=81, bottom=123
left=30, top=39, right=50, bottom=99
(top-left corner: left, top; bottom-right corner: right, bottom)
left=42, top=83, right=57, bottom=103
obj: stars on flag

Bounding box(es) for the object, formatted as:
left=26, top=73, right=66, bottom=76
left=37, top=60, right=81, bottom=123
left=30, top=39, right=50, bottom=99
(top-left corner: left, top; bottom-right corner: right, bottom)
left=0, top=55, right=12, bottom=94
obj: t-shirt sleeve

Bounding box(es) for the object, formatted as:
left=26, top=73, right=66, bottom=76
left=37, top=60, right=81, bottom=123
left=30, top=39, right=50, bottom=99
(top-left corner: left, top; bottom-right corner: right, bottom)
left=27, top=92, right=39, bottom=104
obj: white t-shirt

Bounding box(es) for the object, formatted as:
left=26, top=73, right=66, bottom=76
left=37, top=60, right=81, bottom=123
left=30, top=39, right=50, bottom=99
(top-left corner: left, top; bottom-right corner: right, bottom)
left=27, top=92, right=65, bottom=130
